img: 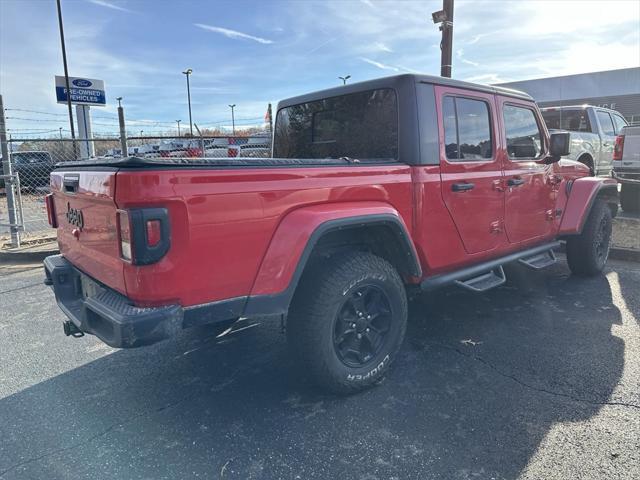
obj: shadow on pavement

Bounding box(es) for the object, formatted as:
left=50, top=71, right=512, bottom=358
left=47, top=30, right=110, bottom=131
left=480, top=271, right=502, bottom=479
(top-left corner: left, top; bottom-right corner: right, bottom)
left=0, top=262, right=626, bottom=479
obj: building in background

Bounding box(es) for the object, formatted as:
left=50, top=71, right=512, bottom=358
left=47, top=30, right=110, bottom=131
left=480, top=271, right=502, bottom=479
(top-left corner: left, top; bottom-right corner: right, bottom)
left=496, top=67, right=640, bottom=125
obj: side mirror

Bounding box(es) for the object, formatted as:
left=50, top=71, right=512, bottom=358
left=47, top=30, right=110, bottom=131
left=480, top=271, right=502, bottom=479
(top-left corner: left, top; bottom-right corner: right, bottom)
left=545, top=131, right=570, bottom=163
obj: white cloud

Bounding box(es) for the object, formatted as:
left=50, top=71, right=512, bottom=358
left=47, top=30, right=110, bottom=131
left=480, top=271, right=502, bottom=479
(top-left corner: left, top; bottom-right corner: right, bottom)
left=374, top=42, right=393, bottom=53
left=464, top=73, right=507, bottom=85
left=87, top=0, right=132, bottom=13
left=360, top=57, right=399, bottom=72
left=457, top=48, right=479, bottom=67
left=194, top=24, right=274, bottom=45
left=467, top=33, right=492, bottom=45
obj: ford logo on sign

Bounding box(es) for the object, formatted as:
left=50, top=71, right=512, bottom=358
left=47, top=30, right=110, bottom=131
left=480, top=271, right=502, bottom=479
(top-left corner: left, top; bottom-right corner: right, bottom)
left=72, top=79, right=92, bottom=88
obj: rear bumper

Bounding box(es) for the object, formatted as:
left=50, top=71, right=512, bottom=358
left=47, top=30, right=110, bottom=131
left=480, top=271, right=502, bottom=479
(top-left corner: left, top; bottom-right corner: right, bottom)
left=613, top=170, right=640, bottom=185
left=44, top=255, right=244, bottom=348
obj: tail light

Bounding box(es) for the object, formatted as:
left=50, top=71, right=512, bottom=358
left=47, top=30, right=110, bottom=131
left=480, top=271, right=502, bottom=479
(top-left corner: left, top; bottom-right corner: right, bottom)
left=117, top=208, right=170, bottom=265
left=228, top=147, right=238, bottom=157
left=117, top=210, right=132, bottom=261
left=613, top=135, right=625, bottom=161
left=45, top=193, right=58, bottom=228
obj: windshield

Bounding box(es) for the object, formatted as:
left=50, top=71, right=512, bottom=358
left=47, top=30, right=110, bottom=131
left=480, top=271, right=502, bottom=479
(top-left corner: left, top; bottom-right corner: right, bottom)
left=12, top=152, right=52, bottom=164
left=273, top=88, right=398, bottom=161
left=542, top=109, right=592, bottom=132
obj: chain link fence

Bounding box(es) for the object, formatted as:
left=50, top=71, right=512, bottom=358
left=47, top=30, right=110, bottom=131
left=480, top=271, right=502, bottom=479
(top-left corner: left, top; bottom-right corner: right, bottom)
left=1, top=133, right=271, bottom=248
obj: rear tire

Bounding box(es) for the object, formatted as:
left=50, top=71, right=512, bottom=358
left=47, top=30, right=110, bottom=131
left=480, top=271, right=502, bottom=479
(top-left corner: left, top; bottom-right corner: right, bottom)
left=566, top=200, right=612, bottom=276
left=620, top=183, right=640, bottom=213
left=287, top=251, right=407, bottom=394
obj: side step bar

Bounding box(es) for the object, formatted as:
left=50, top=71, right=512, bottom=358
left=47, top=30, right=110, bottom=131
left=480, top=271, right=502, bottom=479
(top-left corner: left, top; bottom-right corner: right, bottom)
left=518, top=249, right=557, bottom=270
left=454, top=266, right=506, bottom=292
left=421, top=241, right=560, bottom=292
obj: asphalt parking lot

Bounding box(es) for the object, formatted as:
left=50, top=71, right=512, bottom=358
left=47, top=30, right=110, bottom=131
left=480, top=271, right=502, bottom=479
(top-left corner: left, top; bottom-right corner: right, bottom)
left=0, top=256, right=638, bottom=480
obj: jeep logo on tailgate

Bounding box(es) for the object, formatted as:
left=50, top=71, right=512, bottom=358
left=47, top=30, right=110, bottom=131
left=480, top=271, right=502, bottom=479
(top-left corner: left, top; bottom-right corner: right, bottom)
left=66, top=203, right=84, bottom=230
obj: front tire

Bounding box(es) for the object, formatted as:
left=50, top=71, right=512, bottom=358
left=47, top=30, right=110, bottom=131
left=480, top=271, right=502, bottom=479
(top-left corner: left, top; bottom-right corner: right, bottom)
left=566, top=200, right=612, bottom=276
left=287, top=251, right=407, bottom=394
left=620, top=183, right=640, bottom=213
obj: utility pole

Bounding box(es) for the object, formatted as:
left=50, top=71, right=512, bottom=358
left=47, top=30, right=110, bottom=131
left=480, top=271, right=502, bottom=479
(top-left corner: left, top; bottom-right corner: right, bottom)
left=116, top=97, right=127, bottom=157
left=229, top=104, right=236, bottom=135
left=339, top=75, right=351, bottom=85
left=432, top=0, right=454, bottom=78
left=182, top=68, right=193, bottom=136
left=176, top=119, right=181, bottom=137
left=55, top=0, right=77, bottom=157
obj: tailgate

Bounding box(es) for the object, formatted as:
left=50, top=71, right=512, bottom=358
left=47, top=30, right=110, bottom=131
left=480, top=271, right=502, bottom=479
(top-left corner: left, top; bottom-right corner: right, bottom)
left=622, top=126, right=640, bottom=166
left=50, top=168, right=125, bottom=294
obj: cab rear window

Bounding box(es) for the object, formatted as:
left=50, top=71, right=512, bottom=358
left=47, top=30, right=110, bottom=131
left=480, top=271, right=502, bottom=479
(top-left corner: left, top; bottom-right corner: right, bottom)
left=273, top=89, right=398, bottom=161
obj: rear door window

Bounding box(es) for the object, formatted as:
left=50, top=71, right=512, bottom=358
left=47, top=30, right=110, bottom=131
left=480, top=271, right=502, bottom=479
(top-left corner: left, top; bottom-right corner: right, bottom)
left=596, top=111, right=615, bottom=136
left=442, top=96, right=493, bottom=161
left=541, top=109, right=591, bottom=132
left=612, top=114, right=628, bottom=134
left=273, top=89, right=398, bottom=161
left=503, top=105, right=544, bottom=159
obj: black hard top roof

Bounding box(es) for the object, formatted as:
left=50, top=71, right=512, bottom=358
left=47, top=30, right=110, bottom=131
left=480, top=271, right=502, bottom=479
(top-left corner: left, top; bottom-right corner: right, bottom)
left=278, top=73, right=532, bottom=110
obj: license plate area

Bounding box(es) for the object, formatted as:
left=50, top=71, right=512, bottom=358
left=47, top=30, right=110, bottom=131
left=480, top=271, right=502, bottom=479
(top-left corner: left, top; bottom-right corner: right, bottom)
left=80, top=274, right=104, bottom=299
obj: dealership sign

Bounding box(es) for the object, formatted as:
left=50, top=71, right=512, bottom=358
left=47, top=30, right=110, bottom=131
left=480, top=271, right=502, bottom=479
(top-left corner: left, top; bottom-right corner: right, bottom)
left=55, top=76, right=106, bottom=106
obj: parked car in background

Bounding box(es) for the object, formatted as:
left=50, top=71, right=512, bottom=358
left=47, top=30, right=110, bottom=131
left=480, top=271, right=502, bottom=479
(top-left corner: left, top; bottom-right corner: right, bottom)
left=168, top=140, right=203, bottom=158
left=613, top=125, right=640, bottom=212
left=44, top=74, right=617, bottom=394
left=228, top=135, right=271, bottom=158
left=204, top=137, right=230, bottom=157
left=7, top=151, right=55, bottom=190
left=541, top=105, right=628, bottom=176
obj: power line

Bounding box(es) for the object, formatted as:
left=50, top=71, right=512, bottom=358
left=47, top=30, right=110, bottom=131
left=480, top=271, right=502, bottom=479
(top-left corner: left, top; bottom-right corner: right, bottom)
left=5, top=108, right=69, bottom=116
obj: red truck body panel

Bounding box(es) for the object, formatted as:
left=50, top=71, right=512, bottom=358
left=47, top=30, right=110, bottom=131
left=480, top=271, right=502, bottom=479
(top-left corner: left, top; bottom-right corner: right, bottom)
left=52, top=165, right=414, bottom=307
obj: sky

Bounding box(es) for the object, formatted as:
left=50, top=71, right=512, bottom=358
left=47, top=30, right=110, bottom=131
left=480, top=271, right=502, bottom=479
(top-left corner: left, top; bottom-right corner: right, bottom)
left=1, top=0, right=639, bottom=137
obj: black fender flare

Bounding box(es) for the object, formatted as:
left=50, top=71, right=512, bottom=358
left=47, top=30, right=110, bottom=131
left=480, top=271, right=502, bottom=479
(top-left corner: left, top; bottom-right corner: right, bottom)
left=243, top=214, right=421, bottom=317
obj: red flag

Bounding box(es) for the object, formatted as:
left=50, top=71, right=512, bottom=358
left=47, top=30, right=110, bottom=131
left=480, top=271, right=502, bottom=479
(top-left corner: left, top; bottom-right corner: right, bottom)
left=265, top=103, right=272, bottom=124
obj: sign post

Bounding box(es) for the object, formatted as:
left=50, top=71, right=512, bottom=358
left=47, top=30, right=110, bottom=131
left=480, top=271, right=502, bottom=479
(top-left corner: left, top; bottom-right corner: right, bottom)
left=55, top=76, right=106, bottom=158
left=76, top=105, right=94, bottom=158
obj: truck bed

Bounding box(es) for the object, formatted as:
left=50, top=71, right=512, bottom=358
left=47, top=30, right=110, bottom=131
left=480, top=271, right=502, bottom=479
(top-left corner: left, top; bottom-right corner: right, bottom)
left=49, top=159, right=414, bottom=309
left=56, top=156, right=365, bottom=169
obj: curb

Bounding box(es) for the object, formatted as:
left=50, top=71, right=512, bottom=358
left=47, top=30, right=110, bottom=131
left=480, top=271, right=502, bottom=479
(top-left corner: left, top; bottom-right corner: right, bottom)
left=558, top=243, right=639, bottom=263
left=608, top=247, right=640, bottom=263
left=0, top=244, right=59, bottom=264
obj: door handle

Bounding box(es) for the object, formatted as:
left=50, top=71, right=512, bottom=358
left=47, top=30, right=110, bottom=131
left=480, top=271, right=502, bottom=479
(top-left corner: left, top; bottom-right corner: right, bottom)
left=451, top=182, right=475, bottom=192
left=507, top=177, right=525, bottom=187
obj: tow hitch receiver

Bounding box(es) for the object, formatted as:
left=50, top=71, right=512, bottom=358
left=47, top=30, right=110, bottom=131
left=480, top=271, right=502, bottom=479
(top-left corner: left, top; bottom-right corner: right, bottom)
left=63, top=320, right=84, bottom=338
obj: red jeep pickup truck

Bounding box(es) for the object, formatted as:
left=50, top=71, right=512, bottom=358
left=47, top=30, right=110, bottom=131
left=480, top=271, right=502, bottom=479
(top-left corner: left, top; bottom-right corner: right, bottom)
left=44, top=74, right=618, bottom=393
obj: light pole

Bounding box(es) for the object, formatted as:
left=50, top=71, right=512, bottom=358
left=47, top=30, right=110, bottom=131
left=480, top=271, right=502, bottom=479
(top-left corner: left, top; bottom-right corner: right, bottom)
left=182, top=68, right=193, bottom=136
left=228, top=104, right=236, bottom=135
left=55, top=0, right=77, bottom=159
left=339, top=75, right=351, bottom=85
left=176, top=119, right=181, bottom=137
